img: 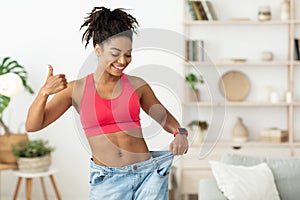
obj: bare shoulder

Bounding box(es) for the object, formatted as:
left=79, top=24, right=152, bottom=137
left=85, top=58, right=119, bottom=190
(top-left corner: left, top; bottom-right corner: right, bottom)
left=72, top=77, right=86, bottom=90
left=71, top=76, right=87, bottom=111
left=125, top=74, right=148, bottom=89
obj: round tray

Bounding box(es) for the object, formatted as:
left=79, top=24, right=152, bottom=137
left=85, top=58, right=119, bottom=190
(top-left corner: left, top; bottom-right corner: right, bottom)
left=219, top=70, right=250, bottom=101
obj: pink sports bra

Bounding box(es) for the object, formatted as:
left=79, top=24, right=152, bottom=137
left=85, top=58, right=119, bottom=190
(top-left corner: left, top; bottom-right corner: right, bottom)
left=80, top=73, right=141, bottom=137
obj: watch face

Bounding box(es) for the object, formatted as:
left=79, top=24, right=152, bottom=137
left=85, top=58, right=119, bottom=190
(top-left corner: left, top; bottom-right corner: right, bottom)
left=178, top=128, right=187, bottom=134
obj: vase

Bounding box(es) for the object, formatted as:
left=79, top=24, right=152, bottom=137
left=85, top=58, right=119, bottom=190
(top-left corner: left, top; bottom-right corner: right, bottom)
left=232, top=117, right=248, bottom=144
left=280, top=0, right=290, bottom=20
left=258, top=5, right=271, bottom=21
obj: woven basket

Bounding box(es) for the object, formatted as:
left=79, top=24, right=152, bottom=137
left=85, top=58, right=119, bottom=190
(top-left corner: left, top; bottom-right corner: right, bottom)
left=17, top=155, right=51, bottom=172
left=0, top=132, right=28, bottom=164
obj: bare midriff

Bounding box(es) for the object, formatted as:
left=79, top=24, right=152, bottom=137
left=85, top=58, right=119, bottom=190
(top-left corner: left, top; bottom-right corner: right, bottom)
left=88, top=128, right=151, bottom=167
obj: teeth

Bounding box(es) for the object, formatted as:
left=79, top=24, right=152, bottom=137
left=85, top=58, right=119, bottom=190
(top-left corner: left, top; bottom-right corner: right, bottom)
left=112, top=64, right=124, bottom=70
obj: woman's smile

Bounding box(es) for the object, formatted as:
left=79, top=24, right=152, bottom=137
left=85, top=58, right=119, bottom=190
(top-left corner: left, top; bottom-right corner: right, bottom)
left=111, top=63, right=125, bottom=72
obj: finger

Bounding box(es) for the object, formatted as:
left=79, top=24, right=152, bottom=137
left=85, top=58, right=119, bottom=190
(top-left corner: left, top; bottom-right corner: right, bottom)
left=169, top=143, right=173, bottom=153
left=172, top=145, right=178, bottom=156
left=56, top=74, right=65, bottom=78
left=47, top=64, right=54, bottom=78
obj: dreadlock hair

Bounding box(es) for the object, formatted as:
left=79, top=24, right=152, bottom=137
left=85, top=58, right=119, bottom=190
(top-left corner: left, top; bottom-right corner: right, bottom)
left=80, top=7, right=139, bottom=48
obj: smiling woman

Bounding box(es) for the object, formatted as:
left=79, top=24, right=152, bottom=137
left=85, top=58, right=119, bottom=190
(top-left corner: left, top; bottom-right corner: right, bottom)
left=25, top=6, right=189, bottom=200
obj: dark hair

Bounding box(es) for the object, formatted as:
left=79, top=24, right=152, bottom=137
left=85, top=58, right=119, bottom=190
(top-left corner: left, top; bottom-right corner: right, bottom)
left=80, top=7, right=139, bottom=48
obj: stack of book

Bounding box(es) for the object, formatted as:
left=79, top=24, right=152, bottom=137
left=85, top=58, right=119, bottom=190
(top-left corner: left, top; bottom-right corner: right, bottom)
left=260, top=128, right=288, bottom=143
left=187, top=0, right=218, bottom=21
left=185, top=39, right=205, bottom=62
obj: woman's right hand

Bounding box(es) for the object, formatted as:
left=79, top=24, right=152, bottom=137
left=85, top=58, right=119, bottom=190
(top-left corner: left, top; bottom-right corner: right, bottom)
left=40, top=64, right=68, bottom=96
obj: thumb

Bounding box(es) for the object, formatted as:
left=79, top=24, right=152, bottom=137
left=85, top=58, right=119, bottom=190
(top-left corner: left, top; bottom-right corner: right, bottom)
left=47, top=64, right=54, bottom=78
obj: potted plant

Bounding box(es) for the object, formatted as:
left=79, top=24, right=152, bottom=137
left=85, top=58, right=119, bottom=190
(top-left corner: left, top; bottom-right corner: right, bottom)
left=185, top=73, right=204, bottom=101
left=0, top=56, right=34, bottom=164
left=13, top=139, right=55, bottom=172
left=188, top=120, right=209, bottom=145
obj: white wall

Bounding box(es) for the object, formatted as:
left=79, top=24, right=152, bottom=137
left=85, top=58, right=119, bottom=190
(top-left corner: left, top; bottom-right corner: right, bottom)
left=0, top=0, right=184, bottom=199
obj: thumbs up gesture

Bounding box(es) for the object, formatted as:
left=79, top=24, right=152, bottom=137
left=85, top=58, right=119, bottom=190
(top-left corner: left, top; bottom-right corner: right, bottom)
left=40, top=65, right=68, bottom=96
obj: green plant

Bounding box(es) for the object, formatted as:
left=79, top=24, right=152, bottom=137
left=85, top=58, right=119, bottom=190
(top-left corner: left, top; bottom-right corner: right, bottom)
left=12, top=139, right=55, bottom=158
left=188, top=120, right=208, bottom=131
left=0, top=56, right=34, bottom=133
left=185, top=73, right=204, bottom=91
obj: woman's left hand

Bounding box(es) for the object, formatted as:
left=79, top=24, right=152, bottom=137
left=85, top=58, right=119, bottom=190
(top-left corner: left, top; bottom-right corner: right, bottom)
left=169, top=134, right=189, bottom=156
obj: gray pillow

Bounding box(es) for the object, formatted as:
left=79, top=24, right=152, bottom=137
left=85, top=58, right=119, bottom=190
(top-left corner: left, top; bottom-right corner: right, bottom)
left=221, top=153, right=300, bottom=200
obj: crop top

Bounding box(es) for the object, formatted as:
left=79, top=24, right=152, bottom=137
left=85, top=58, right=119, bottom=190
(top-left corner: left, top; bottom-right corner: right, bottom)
left=79, top=73, right=141, bottom=137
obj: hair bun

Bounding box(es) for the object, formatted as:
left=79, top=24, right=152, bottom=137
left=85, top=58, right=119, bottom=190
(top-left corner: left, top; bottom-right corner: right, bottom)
left=80, top=6, right=139, bottom=48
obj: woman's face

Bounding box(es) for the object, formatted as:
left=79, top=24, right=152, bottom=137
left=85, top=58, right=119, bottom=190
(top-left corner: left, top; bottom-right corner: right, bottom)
left=96, top=36, right=132, bottom=76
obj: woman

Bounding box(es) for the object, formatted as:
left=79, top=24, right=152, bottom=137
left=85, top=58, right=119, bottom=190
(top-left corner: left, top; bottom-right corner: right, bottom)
left=26, top=7, right=189, bottom=200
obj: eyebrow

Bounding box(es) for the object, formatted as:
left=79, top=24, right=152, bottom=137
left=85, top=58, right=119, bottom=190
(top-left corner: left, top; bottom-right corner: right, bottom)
left=110, top=47, right=132, bottom=52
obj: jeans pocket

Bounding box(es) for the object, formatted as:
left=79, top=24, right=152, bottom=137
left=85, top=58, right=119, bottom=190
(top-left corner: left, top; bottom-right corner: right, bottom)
left=90, top=170, right=109, bottom=186
left=156, top=163, right=172, bottom=177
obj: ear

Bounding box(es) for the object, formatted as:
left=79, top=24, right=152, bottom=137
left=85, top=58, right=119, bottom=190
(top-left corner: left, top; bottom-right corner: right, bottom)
left=95, top=44, right=102, bottom=57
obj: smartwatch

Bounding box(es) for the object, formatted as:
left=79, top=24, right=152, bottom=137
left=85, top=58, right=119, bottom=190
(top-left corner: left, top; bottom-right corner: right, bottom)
left=174, top=127, right=188, bottom=137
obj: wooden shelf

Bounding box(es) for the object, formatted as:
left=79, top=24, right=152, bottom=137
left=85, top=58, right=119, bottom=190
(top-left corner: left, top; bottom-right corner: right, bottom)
left=183, top=101, right=291, bottom=107
left=292, top=102, right=300, bottom=106
left=293, top=20, right=300, bottom=24
left=293, top=142, right=300, bottom=147
left=184, top=20, right=290, bottom=26
left=190, top=141, right=291, bottom=148
left=184, top=61, right=291, bottom=67
left=293, top=61, right=300, bottom=65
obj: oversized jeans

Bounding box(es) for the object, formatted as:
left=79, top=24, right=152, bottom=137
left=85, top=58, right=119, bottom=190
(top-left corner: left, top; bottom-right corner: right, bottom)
left=89, top=151, right=174, bottom=200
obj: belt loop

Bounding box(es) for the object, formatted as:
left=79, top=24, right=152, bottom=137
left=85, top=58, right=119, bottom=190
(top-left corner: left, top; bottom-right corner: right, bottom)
left=152, top=156, right=159, bottom=169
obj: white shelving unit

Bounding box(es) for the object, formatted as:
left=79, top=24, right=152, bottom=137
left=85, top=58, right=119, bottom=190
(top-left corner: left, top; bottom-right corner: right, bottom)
left=180, top=0, right=300, bottom=199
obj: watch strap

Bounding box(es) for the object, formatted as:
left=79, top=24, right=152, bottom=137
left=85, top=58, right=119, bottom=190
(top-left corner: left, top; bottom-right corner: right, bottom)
left=174, top=127, right=188, bottom=137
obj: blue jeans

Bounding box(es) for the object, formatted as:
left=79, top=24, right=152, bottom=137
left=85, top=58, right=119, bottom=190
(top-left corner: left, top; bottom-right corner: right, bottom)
left=89, top=151, right=174, bottom=200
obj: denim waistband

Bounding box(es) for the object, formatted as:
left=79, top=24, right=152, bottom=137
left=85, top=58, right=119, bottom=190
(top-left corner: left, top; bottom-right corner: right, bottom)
left=90, top=151, right=173, bottom=174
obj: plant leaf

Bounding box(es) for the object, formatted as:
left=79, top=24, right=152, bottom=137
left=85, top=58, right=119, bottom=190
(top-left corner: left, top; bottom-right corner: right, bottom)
left=0, top=57, right=34, bottom=115
left=0, top=95, right=10, bottom=114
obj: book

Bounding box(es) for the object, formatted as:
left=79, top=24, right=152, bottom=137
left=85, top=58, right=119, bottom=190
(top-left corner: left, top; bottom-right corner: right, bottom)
left=195, top=1, right=208, bottom=20
left=187, top=0, right=198, bottom=20
left=295, top=38, right=300, bottom=60
left=201, top=1, right=218, bottom=20
left=191, top=1, right=202, bottom=20
left=185, top=39, right=205, bottom=61
left=298, top=39, right=300, bottom=60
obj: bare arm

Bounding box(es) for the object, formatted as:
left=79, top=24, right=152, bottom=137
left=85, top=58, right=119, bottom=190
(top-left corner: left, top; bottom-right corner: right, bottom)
left=25, top=65, right=72, bottom=132
left=138, top=80, right=180, bottom=134
left=136, top=77, right=189, bottom=155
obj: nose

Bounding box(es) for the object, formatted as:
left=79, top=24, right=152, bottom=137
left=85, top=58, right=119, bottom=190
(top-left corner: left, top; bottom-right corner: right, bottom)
left=118, top=55, right=126, bottom=65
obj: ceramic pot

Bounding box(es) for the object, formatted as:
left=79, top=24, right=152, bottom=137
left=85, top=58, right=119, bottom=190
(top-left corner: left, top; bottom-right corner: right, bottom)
left=261, top=51, right=274, bottom=61
left=232, top=117, right=248, bottom=143
left=17, top=155, right=51, bottom=172
left=280, top=0, right=290, bottom=20
left=258, top=6, right=271, bottom=21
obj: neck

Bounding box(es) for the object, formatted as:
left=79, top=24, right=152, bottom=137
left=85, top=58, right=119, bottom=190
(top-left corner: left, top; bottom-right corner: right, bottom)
left=94, top=65, right=121, bottom=85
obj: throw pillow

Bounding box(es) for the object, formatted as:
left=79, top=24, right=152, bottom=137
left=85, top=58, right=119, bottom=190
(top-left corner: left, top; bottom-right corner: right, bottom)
left=209, top=161, right=280, bottom=200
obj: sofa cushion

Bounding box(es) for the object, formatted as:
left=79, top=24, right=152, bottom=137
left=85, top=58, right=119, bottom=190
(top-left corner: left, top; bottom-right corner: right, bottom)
left=222, top=153, right=300, bottom=200
left=199, top=179, right=227, bottom=200
left=210, top=161, right=280, bottom=200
